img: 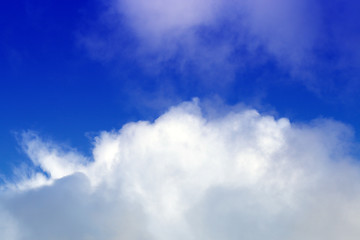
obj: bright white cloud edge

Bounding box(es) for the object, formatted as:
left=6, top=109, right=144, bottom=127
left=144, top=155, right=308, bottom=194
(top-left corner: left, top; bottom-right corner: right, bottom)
left=1, top=99, right=360, bottom=240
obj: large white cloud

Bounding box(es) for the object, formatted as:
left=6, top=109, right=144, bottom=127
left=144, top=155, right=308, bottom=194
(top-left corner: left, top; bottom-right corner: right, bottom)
left=1, top=99, right=360, bottom=239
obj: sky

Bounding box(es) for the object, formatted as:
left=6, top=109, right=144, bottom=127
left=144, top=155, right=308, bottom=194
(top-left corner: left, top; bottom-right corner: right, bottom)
left=1, top=0, right=360, bottom=239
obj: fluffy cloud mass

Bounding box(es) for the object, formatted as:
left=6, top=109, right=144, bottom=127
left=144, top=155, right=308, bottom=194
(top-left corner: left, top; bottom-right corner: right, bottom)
left=1, top=99, right=360, bottom=239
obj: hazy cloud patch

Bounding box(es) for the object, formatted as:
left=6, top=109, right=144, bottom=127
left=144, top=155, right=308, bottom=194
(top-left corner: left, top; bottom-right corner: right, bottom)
left=79, top=0, right=360, bottom=98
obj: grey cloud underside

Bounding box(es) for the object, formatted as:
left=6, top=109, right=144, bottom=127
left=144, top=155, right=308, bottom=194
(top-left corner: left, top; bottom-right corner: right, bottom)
left=2, top=174, right=150, bottom=240
left=1, top=100, right=360, bottom=240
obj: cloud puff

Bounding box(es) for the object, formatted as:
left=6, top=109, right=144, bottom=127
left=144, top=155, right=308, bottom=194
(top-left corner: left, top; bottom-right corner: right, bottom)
left=1, top=99, right=360, bottom=239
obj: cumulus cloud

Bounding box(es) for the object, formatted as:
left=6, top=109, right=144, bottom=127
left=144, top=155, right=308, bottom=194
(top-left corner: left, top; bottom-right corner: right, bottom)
left=1, top=99, right=360, bottom=239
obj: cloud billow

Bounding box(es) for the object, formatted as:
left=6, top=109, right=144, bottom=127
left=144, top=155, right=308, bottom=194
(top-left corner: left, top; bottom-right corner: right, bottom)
left=1, top=100, right=360, bottom=239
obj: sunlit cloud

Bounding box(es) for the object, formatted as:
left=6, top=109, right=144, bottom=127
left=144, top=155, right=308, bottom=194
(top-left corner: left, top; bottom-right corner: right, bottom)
left=1, top=99, right=360, bottom=239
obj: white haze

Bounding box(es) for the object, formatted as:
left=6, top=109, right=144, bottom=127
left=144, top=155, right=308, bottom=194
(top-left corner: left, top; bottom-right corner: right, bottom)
left=1, top=99, right=360, bottom=239
left=118, top=0, right=317, bottom=62
left=85, top=0, right=318, bottom=72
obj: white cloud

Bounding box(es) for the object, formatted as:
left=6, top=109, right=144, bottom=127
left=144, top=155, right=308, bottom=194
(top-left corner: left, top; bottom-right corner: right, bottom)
left=83, top=0, right=319, bottom=74
left=1, top=99, right=360, bottom=239
left=118, top=0, right=218, bottom=43
left=79, top=0, right=360, bottom=99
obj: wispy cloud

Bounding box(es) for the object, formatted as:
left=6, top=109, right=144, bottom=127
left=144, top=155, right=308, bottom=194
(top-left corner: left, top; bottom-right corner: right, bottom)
left=2, top=100, right=360, bottom=239
left=82, top=0, right=317, bottom=74
left=119, top=0, right=318, bottom=64
left=79, top=0, right=360, bottom=99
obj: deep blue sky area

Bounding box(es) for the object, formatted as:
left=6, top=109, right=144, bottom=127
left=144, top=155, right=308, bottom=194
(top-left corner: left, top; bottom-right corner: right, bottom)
left=1, top=0, right=360, bottom=177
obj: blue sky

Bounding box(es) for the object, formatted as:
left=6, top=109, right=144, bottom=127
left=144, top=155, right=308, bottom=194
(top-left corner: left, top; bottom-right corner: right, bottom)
left=1, top=0, right=360, bottom=239
left=1, top=0, right=360, bottom=175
